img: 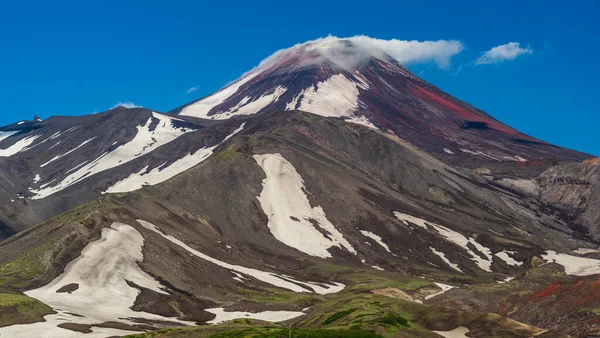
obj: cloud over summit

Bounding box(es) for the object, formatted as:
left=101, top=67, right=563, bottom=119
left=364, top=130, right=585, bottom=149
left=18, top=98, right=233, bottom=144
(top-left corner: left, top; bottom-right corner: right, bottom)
left=258, top=35, right=465, bottom=71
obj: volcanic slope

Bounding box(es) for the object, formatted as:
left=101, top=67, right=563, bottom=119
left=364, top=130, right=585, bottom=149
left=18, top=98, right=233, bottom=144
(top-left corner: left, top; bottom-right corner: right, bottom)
left=0, top=110, right=595, bottom=337
left=0, top=107, right=247, bottom=238
left=174, top=36, right=589, bottom=163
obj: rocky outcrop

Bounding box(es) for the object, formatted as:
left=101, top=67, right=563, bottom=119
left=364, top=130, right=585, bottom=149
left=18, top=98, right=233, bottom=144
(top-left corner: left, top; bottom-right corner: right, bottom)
left=538, top=158, right=600, bottom=240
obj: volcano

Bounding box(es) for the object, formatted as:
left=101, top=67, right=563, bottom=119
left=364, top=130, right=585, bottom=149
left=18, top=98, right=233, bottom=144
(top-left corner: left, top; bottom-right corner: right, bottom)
left=174, top=36, right=588, bottom=162
left=0, top=36, right=597, bottom=337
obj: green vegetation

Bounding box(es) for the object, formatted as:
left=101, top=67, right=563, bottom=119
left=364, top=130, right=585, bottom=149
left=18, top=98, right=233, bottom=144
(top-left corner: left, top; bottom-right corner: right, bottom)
left=323, top=308, right=356, bottom=325
left=0, top=293, right=54, bottom=327
left=427, top=187, right=455, bottom=206
left=235, top=287, right=314, bottom=307
left=302, top=293, right=425, bottom=336
left=123, top=268, right=550, bottom=338
left=293, top=113, right=316, bottom=124
left=0, top=239, right=55, bottom=288
left=126, top=327, right=382, bottom=338
left=209, top=328, right=383, bottom=338
left=579, top=307, right=600, bottom=316
left=38, top=198, right=123, bottom=226
left=216, top=146, right=243, bottom=162
left=489, top=235, right=533, bottom=249
left=375, top=313, right=410, bottom=327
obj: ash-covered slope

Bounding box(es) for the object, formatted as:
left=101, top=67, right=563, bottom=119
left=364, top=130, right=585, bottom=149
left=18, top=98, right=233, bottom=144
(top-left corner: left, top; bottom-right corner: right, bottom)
left=173, top=36, right=590, bottom=163
left=0, top=107, right=246, bottom=237
left=0, top=111, right=595, bottom=337
left=0, top=37, right=592, bottom=238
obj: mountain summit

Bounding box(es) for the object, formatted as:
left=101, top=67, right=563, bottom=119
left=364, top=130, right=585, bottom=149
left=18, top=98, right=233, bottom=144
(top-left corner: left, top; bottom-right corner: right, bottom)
left=174, top=36, right=587, bottom=162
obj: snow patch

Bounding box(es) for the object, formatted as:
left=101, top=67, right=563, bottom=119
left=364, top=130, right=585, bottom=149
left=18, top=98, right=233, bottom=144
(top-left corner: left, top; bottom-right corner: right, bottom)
left=497, top=276, right=515, bottom=284
left=395, top=212, right=493, bottom=272
left=433, top=326, right=470, bottom=338
left=424, top=282, right=456, bottom=300
left=105, top=123, right=245, bottom=194
left=253, top=153, right=356, bottom=258
left=543, top=250, right=600, bottom=276
left=573, top=248, right=600, bottom=255
left=215, top=86, right=287, bottom=119
left=179, top=72, right=261, bottom=119
left=0, top=134, right=43, bottom=157
left=205, top=308, right=304, bottom=324
left=345, top=115, right=377, bottom=129
left=443, top=148, right=454, bottom=155
left=138, top=220, right=345, bottom=294
left=0, top=222, right=192, bottom=337
left=359, top=230, right=390, bottom=253
left=495, top=251, right=522, bottom=267
left=291, top=74, right=361, bottom=118
left=430, top=247, right=462, bottom=273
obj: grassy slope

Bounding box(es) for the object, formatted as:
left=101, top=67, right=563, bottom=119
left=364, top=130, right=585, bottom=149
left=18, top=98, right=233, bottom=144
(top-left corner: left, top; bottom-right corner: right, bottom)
left=0, top=199, right=124, bottom=327
left=125, top=272, right=557, bottom=338
left=0, top=293, right=54, bottom=327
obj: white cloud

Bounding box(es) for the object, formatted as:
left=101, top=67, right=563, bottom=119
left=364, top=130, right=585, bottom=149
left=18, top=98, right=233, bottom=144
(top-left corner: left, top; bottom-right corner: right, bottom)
left=110, top=101, right=141, bottom=109
left=476, top=42, right=533, bottom=65
left=185, top=86, right=199, bottom=94
left=256, top=35, right=464, bottom=71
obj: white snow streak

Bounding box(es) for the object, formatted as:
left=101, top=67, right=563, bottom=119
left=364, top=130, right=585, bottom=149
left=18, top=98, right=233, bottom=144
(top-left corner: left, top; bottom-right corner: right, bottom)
left=430, top=247, right=462, bottom=273
left=459, top=148, right=501, bottom=161
left=179, top=72, right=261, bottom=118
left=0, top=130, right=19, bottom=143
left=345, top=115, right=377, bottom=129
left=40, top=137, right=96, bottom=168
left=359, top=230, right=390, bottom=253
left=30, top=113, right=190, bottom=199
left=497, top=276, right=515, bottom=284
left=205, top=308, right=304, bottom=324
left=105, top=123, right=246, bottom=194
left=215, top=86, right=287, bottom=119
left=137, top=220, right=345, bottom=295
left=394, top=212, right=493, bottom=272
left=495, top=251, right=522, bottom=267
left=0, top=134, right=43, bottom=157
left=253, top=153, right=356, bottom=258
left=290, top=74, right=360, bottom=118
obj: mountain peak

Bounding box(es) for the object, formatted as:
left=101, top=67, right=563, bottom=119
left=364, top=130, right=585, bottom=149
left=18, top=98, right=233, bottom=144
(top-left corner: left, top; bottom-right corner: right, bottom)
left=174, top=36, right=589, bottom=163
left=257, top=36, right=463, bottom=73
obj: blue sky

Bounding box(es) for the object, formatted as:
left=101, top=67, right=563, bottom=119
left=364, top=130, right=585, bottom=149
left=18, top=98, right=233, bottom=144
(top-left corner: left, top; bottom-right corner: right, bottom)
left=0, top=0, right=598, bottom=155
